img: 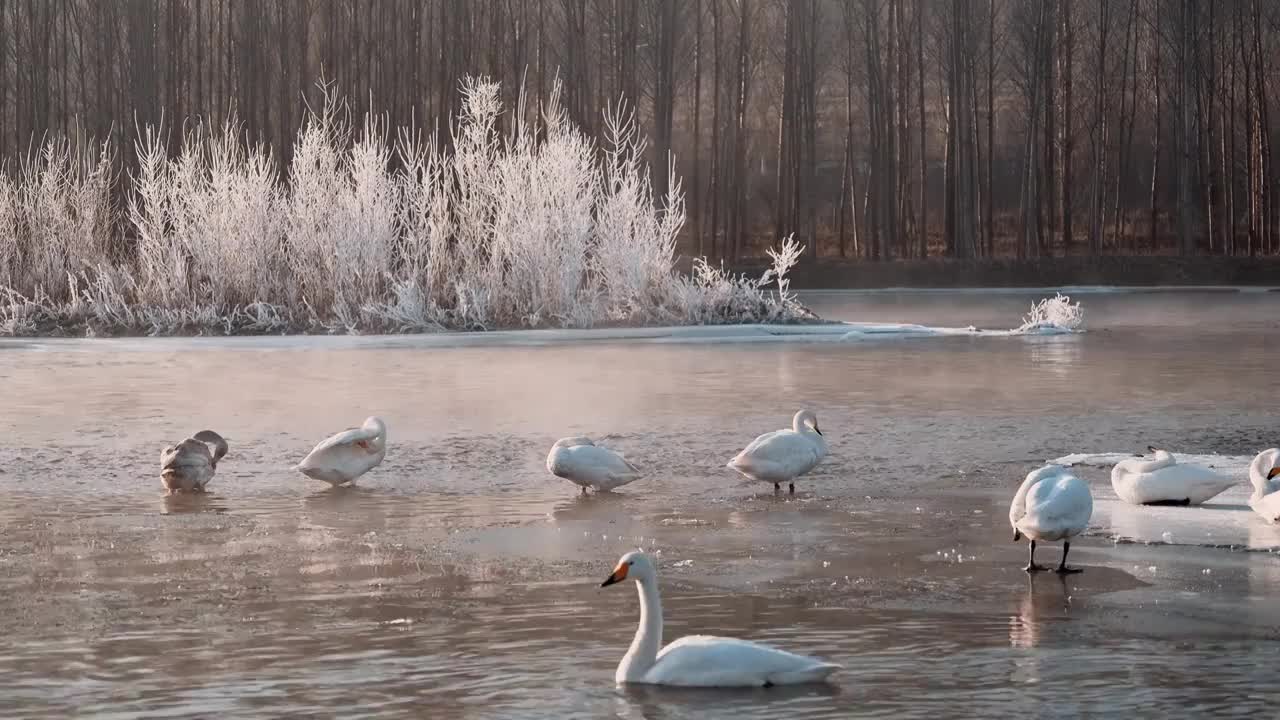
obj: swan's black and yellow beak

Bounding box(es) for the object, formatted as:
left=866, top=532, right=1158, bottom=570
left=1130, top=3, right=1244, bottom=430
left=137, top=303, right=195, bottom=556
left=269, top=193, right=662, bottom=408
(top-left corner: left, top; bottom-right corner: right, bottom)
left=1147, top=445, right=1158, bottom=453
left=1013, top=529, right=1023, bottom=542
left=814, top=424, right=823, bottom=436
left=600, top=562, right=628, bottom=587
left=1269, top=466, right=1280, bottom=480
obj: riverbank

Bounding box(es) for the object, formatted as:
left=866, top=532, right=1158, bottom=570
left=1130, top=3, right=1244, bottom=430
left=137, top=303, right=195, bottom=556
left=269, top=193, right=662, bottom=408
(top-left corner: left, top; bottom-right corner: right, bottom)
left=723, top=255, right=1280, bottom=289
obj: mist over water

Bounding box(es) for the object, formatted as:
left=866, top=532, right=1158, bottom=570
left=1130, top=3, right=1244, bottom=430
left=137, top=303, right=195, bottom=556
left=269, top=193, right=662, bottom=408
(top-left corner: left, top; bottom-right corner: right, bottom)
left=2, top=289, right=1278, bottom=718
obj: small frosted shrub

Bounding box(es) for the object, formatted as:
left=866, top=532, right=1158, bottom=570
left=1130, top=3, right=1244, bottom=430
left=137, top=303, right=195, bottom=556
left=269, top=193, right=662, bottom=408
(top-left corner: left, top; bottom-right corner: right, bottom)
left=1, top=140, right=114, bottom=300
left=1018, top=293, right=1085, bottom=333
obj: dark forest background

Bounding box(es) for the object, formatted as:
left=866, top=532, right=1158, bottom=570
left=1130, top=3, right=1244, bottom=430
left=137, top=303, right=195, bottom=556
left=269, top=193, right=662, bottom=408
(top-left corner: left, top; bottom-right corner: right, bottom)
left=3, top=0, right=1280, bottom=262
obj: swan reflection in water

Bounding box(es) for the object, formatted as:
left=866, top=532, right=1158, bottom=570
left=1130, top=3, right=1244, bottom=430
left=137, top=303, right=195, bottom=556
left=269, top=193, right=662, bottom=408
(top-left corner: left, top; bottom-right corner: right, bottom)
left=614, top=681, right=842, bottom=718
left=1009, top=572, right=1072, bottom=651
left=159, top=491, right=227, bottom=515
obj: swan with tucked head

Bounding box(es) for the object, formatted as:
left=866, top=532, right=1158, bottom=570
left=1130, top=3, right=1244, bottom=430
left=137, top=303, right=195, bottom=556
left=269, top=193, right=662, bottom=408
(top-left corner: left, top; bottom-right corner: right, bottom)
left=160, top=430, right=228, bottom=494
left=600, top=551, right=840, bottom=687
left=1110, top=446, right=1236, bottom=506
left=295, top=416, right=387, bottom=486
left=1247, top=448, right=1280, bottom=523
left=1009, top=464, right=1093, bottom=574
left=547, top=436, right=640, bottom=493
left=727, top=409, right=828, bottom=494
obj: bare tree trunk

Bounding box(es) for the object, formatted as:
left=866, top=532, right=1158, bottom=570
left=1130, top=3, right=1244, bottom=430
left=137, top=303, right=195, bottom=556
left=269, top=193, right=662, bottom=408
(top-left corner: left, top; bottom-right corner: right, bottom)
left=692, top=0, right=703, bottom=255
left=730, top=0, right=751, bottom=261
left=1088, top=0, right=1107, bottom=255
left=1111, top=0, right=1137, bottom=250
left=774, top=0, right=796, bottom=240
left=1059, top=0, right=1074, bottom=253
left=920, top=0, right=930, bottom=258
left=985, top=0, right=995, bottom=258
left=651, top=0, right=677, bottom=202
left=1175, top=0, right=1195, bottom=255
left=1149, top=4, right=1161, bottom=253
left=805, top=0, right=819, bottom=258
left=709, top=0, right=722, bottom=259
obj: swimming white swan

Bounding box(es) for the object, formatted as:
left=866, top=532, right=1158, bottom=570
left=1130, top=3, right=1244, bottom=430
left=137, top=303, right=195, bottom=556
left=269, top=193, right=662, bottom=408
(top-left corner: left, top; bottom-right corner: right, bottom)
left=1247, top=448, right=1280, bottom=523
left=160, top=430, right=228, bottom=494
left=546, top=436, right=640, bottom=492
left=1110, top=447, right=1236, bottom=506
left=1009, top=464, right=1093, bottom=574
left=600, top=551, right=840, bottom=687
left=295, top=416, right=387, bottom=486
left=727, top=409, right=828, bottom=494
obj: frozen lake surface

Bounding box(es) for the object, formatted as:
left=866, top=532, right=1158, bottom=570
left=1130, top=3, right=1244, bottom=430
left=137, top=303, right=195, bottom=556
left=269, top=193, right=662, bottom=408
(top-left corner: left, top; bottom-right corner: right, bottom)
left=1, top=288, right=1278, bottom=718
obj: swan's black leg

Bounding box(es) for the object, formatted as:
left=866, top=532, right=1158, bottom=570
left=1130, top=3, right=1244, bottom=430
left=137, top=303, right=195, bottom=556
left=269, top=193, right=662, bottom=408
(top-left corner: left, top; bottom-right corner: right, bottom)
left=788, top=482, right=795, bottom=495
left=1056, top=541, right=1083, bottom=574
left=1024, top=540, right=1048, bottom=573
left=774, top=482, right=780, bottom=492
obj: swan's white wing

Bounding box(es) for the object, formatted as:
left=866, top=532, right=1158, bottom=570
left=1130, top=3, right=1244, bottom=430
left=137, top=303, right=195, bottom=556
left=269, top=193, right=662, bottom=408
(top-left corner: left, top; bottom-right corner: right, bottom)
left=305, top=425, right=378, bottom=456
left=296, top=425, right=385, bottom=483
left=551, top=444, right=640, bottom=490
left=161, top=439, right=214, bottom=470
left=643, top=635, right=839, bottom=687
left=727, top=430, right=823, bottom=482
left=1018, top=474, right=1093, bottom=540
left=553, top=436, right=596, bottom=449
left=734, top=429, right=785, bottom=459
left=568, top=445, right=640, bottom=476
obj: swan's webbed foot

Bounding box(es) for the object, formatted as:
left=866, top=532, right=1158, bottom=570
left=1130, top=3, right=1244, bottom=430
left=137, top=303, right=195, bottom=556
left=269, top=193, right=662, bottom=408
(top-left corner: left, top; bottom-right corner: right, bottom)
left=1024, top=563, right=1049, bottom=573
left=773, top=482, right=781, bottom=493
left=788, top=482, right=795, bottom=495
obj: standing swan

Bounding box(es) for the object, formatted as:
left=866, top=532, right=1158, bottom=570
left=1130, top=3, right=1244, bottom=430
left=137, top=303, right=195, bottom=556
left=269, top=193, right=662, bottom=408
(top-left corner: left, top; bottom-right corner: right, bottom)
left=600, top=551, right=841, bottom=687
left=295, top=416, right=387, bottom=486
left=1247, top=448, right=1280, bottom=523
left=727, top=409, right=828, bottom=494
left=160, top=430, right=228, bottom=494
left=1010, top=465, right=1093, bottom=574
left=1110, top=447, right=1236, bottom=506
left=546, top=436, right=640, bottom=493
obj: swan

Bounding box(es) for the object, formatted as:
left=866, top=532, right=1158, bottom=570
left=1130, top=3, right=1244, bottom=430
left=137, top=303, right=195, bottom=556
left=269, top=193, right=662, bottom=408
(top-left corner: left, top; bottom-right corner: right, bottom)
left=295, top=416, right=387, bottom=486
left=600, top=551, right=840, bottom=687
left=1009, top=464, right=1093, bottom=574
left=1247, top=448, right=1280, bottom=523
left=546, top=436, right=640, bottom=492
left=727, top=409, right=828, bottom=494
left=160, top=430, right=228, bottom=494
left=1110, top=446, right=1236, bottom=506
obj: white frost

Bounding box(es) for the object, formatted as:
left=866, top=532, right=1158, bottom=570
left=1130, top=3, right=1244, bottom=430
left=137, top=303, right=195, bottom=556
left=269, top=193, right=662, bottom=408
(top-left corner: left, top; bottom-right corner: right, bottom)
left=0, top=79, right=809, bottom=337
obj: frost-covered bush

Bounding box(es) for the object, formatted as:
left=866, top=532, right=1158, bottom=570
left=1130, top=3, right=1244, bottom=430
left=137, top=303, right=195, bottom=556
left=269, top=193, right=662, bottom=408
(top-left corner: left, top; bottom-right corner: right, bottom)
left=0, top=140, right=114, bottom=300
left=0, top=77, right=813, bottom=336
left=1018, top=293, right=1085, bottom=333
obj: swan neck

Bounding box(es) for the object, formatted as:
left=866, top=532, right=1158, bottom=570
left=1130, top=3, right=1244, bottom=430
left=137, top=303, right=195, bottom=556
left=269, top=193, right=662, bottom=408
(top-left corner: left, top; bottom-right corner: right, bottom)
left=1249, top=451, right=1279, bottom=494
left=618, top=577, right=663, bottom=683
left=1011, top=471, right=1045, bottom=522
